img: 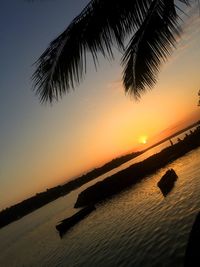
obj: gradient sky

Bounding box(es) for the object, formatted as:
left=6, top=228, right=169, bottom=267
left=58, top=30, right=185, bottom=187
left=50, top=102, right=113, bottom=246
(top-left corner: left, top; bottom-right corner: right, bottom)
left=0, top=0, right=199, bottom=209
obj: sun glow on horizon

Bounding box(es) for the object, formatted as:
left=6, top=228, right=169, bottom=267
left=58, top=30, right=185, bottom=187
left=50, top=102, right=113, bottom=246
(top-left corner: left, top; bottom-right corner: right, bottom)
left=138, top=135, right=148, bottom=144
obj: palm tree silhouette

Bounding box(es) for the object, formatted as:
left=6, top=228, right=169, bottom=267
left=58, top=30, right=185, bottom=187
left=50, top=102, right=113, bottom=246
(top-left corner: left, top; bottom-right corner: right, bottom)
left=33, top=0, right=194, bottom=103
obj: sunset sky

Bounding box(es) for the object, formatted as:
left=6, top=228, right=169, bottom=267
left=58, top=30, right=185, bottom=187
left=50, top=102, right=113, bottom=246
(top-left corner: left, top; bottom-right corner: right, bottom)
left=0, top=0, right=199, bottom=209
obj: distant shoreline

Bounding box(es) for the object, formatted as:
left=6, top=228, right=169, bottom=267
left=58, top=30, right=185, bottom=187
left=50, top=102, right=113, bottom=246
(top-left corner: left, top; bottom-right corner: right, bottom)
left=0, top=121, right=199, bottom=230
left=0, top=152, right=143, bottom=229
left=74, top=126, right=200, bottom=208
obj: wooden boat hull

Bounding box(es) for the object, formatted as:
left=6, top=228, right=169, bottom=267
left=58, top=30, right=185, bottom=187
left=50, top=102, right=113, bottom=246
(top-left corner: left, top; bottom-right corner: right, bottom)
left=157, top=169, right=178, bottom=196
left=56, top=205, right=96, bottom=237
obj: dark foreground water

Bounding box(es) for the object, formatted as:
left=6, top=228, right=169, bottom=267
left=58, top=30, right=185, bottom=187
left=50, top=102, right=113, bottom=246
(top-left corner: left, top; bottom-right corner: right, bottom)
left=0, top=144, right=199, bottom=266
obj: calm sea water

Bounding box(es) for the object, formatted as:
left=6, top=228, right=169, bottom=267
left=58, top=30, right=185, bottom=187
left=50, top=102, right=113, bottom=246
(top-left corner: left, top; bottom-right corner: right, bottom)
left=0, top=135, right=199, bottom=267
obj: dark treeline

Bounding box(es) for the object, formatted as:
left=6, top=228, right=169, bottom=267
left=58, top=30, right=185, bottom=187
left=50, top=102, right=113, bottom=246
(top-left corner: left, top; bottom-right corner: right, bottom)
left=0, top=151, right=142, bottom=229
left=75, top=126, right=200, bottom=208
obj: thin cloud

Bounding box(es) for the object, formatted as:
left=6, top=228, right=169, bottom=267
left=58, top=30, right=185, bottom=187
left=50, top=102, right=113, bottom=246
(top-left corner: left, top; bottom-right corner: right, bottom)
left=106, top=80, right=123, bottom=93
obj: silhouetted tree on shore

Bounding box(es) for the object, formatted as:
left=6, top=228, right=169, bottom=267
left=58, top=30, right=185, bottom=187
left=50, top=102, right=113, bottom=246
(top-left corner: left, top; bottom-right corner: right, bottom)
left=33, top=0, right=196, bottom=103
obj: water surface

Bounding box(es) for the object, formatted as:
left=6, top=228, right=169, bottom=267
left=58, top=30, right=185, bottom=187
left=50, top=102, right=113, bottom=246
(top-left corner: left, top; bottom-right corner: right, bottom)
left=0, top=140, right=199, bottom=267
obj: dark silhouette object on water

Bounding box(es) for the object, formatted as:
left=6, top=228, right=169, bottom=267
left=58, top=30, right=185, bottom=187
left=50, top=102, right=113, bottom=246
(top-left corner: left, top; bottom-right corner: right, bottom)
left=184, top=212, right=200, bottom=267
left=56, top=205, right=96, bottom=237
left=157, top=169, right=178, bottom=196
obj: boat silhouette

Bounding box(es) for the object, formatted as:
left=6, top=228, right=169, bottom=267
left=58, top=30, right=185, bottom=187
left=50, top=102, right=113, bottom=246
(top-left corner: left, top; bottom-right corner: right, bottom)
left=56, top=205, right=96, bottom=237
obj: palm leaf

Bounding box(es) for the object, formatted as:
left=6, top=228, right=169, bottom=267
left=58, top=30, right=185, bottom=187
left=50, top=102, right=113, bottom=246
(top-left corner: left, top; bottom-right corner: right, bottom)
left=122, top=0, right=184, bottom=98
left=33, top=0, right=191, bottom=102
left=32, top=0, right=154, bottom=102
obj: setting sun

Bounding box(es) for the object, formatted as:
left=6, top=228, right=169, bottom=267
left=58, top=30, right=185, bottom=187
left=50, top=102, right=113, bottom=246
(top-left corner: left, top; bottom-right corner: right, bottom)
left=138, top=135, right=148, bottom=144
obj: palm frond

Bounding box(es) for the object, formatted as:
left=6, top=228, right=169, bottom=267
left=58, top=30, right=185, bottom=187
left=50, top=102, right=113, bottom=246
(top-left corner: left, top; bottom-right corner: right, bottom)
left=122, top=0, right=181, bottom=98
left=177, top=0, right=190, bottom=4
left=33, top=0, right=154, bottom=102
left=33, top=0, right=193, bottom=102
